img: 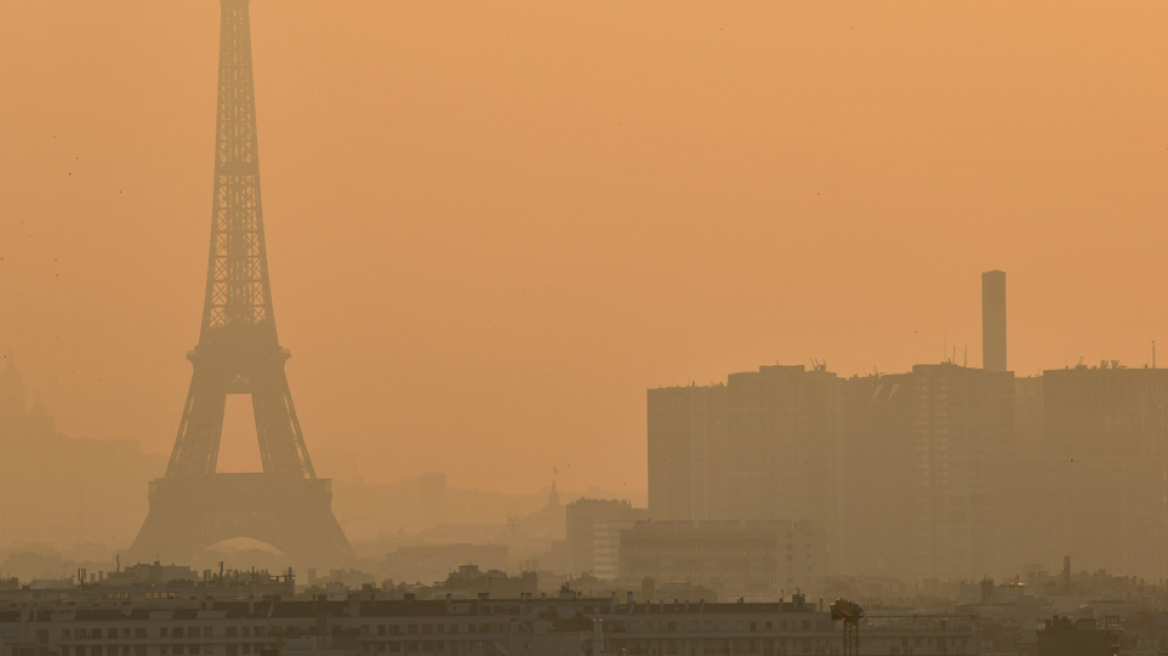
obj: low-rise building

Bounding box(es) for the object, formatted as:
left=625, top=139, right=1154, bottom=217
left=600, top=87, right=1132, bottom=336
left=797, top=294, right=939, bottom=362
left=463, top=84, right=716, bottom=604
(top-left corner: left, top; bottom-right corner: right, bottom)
left=619, top=520, right=827, bottom=601
left=0, top=591, right=976, bottom=656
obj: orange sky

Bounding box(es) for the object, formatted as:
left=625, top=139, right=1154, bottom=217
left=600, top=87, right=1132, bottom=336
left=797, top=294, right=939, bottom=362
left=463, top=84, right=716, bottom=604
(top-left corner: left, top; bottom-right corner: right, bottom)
left=2, top=2, right=1167, bottom=493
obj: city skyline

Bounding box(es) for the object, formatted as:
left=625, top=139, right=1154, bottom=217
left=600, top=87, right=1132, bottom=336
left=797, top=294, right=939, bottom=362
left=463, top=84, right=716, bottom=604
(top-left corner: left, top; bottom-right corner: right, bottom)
left=9, top=13, right=1168, bottom=656
left=6, top=4, right=1168, bottom=653
left=3, top=2, right=1168, bottom=498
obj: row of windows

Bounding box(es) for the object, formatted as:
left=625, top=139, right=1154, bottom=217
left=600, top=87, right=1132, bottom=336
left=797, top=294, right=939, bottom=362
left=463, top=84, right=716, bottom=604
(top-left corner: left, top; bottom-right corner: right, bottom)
left=365, top=643, right=492, bottom=653
left=57, top=627, right=268, bottom=640
left=367, top=624, right=506, bottom=637
left=62, top=645, right=273, bottom=656
left=609, top=620, right=826, bottom=633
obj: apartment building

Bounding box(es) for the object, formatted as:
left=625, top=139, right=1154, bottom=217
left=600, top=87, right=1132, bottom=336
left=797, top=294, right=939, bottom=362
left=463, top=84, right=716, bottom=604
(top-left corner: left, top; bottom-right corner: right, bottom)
left=0, top=592, right=977, bottom=656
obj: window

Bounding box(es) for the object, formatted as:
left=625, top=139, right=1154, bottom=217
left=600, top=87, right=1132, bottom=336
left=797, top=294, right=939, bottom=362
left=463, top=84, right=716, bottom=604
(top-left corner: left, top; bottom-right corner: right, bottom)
left=226, top=647, right=237, bottom=656
left=107, top=629, right=118, bottom=640
left=377, top=626, right=385, bottom=637
left=36, top=630, right=48, bottom=645
left=160, top=629, right=168, bottom=639
left=255, top=628, right=265, bottom=638
left=204, top=628, right=213, bottom=638
left=241, top=628, right=250, bottom=638
left=92, top=630, right=103, bottom=640
left=134, top=647, right=146, bottom=656
left=422, top=626, right=432, bottom=636
left=174, top=628, right=184, bottom=639
left=159, top=647, right=168, bottom=656
left=61, top=630, right=70, bottom=639
left=226, top=628, right=237, bottom=638
left=408, top=626, right=418, bottom=636
left=174, top=647, right=184, bottom=656
left=448, top=626, right=457, bottom=635
left=135, top=629, right=147, bottom=639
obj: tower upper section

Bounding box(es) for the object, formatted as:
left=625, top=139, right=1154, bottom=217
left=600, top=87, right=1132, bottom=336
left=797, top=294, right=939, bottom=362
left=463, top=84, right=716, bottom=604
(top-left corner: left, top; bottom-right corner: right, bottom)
left=201, top=0, right=276, bottom=342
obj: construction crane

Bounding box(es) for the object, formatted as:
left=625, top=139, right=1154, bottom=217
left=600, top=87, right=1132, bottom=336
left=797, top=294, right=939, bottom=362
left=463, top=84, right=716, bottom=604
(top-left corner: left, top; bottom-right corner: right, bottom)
left=830, top=598, right=863, bottom=656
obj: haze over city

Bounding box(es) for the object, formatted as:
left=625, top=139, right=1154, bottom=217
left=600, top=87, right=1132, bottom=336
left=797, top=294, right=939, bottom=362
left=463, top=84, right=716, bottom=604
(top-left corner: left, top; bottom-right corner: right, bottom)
left=4, top=2, right=1167, bottom=495
left=2, top=4, right=1168, bottom=654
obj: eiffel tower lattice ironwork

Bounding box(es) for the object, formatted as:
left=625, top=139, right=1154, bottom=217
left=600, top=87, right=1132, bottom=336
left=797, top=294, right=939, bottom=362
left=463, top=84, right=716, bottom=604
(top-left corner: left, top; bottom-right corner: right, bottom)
left=128, top=0, right=354, bottom=566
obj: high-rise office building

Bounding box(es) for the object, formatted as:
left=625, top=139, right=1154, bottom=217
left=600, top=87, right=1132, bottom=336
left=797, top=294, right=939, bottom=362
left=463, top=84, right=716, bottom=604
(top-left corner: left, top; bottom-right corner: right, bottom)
left=723, top=365, right=842, bottom=534
left=647, top=384, right=726, bottom=521
left=836, top=372, right=917, bottom=578
left=647, top=365, right=842, bottom=534
left=1036, top=363, right=1168, bottom=577
left=912, top=362, right=1015, bottom=581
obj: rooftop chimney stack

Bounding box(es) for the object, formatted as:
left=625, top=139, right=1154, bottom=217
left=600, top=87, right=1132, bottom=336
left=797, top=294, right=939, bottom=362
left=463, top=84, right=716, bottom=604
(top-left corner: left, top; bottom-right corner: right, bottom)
left=982, top=270, right=1007, bottom=371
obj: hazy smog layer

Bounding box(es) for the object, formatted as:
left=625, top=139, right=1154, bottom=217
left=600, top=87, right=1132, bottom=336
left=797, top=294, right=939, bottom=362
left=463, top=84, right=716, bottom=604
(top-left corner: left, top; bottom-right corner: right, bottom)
left=3, top=9, right=1168, bottom=649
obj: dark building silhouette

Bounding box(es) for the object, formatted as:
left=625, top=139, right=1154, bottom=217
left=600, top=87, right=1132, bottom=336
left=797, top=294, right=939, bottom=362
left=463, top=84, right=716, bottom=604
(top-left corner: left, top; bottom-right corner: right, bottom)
left=983, top=270, right=1007, bottom=372
left=436, top=564, right=538, bottom=599
left=836, top=372, right=917, bottom=579
left=1037, top=616, right=1120, bottom=656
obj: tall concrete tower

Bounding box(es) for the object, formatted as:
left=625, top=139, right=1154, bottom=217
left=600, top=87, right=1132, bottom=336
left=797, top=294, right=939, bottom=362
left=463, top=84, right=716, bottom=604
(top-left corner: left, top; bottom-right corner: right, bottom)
left=982, top=270, right=1007, bottom=372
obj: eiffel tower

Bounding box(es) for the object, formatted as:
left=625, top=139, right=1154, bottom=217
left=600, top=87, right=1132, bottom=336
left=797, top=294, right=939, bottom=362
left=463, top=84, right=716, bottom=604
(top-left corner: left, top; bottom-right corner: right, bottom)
left=128, top=0, right=353, bottom=566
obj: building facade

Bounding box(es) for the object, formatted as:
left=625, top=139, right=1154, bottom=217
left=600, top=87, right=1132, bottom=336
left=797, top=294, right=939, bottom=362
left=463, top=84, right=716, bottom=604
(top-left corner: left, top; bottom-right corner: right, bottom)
left=911, top=363, right=1015, bottom=582
left=619, top=521, right=827, bottom=601
left=647, top=384, right=726, bottom=522
left=835, top=373, right=917, bottom=579
left=1035, top=364, right=1168, bottom=579
left=565, top=500, right=648, bottom=580
left=0, top=593, right=977, bottom=656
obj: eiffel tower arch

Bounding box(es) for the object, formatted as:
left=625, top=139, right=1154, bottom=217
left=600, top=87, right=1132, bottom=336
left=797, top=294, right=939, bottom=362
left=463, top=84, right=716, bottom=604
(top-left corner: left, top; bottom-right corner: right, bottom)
left=128, top=0, right=354, bottom=567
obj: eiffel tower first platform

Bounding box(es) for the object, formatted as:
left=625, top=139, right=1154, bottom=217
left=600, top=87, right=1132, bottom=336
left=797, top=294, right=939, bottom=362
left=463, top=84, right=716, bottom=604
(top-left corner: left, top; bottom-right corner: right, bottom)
left=128, top=0, right=354, bottom=567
